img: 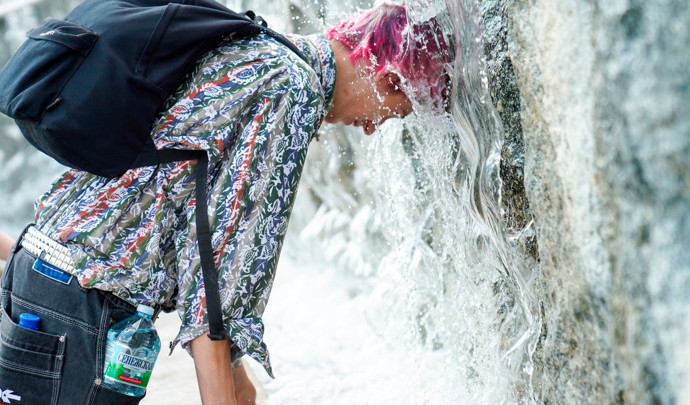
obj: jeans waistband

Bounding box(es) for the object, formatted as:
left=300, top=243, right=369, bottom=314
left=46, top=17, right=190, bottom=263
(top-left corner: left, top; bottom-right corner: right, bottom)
left=17, top=225, right=162, bottom=320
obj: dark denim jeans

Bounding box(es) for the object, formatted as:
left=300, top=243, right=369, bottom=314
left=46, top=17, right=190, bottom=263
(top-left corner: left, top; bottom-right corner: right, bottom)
left=0, top=232, right=144, bottom=404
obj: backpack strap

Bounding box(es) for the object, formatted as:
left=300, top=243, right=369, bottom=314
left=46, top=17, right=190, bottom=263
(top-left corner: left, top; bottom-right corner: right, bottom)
left=262, top=27, right=307, bottom=63
left=154, top=149, right=226, bottom=341
left=244, top=10, right=308, bottom=64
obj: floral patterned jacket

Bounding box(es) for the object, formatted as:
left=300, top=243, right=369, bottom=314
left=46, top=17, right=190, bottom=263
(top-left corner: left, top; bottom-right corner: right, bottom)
left=34, top=33, right=336, bottom=377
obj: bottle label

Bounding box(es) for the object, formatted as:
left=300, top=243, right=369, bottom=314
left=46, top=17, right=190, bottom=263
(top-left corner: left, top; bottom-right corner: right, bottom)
left=103, top=342, right=154, bottom=388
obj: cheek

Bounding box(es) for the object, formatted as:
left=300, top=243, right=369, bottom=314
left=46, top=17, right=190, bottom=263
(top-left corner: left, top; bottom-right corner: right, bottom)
left=353, top=78, right=379, bottom=100
left=350, top=97, right=377, bottom=118
left=392, top=94, right=413, bottom=117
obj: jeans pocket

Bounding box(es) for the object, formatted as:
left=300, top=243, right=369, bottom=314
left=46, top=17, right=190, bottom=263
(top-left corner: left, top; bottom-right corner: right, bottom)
left=88, top=383, right=144, bottom=405
left=0, top=305, right=65, bottom=405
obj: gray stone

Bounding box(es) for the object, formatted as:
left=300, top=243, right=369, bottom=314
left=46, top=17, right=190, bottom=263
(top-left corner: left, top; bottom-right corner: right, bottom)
left=481, top=0, right=690, bottom=402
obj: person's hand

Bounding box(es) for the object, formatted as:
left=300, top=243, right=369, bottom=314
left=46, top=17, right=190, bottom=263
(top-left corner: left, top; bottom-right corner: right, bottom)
left=232, top=364, right=256, bottom=405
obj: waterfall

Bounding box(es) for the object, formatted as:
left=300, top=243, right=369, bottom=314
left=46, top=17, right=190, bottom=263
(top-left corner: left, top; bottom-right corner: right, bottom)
left=270, top=0, right=541, bottom=401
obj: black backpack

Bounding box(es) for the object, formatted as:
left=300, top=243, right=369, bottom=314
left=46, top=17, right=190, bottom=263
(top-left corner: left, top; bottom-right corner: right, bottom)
left=0, top=0, right=307, bottom=340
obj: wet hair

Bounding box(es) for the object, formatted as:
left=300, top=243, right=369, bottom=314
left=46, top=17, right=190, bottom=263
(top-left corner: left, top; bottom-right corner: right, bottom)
left=326, top=3, right=451, bottom=110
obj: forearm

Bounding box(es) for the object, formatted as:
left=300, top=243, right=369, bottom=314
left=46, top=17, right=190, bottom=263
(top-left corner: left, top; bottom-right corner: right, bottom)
left=0, top=231, right=15, bottom=261
left=190, top=331, right=237, bottom=405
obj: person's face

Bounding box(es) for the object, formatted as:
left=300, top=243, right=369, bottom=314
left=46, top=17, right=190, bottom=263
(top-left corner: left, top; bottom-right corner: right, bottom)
left=325, top=65, right=413, bottom=135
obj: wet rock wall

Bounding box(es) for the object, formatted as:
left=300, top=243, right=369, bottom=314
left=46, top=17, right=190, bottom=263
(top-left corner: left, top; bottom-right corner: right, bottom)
left=481, top=0, right=690, bottom=402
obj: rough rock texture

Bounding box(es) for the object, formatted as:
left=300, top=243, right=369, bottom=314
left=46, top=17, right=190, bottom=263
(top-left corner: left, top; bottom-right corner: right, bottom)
left=482, top=0, right=690, bottom=402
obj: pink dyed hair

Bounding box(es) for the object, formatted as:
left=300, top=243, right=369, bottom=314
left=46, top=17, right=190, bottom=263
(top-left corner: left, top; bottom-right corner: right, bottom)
left=326, top=3, right=451, bottom=109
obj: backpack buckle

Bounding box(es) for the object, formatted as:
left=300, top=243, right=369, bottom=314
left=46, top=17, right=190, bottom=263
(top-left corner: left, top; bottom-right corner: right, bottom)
left=244, top=10, right=267, bottom=28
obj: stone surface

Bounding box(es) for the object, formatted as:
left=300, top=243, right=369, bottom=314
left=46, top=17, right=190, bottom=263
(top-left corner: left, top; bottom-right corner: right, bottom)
left=480, top=0, right=690, bottom=402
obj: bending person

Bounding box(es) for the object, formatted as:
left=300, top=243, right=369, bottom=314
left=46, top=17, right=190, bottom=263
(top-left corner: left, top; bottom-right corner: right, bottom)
left=0, top=4, right=450, bottom=404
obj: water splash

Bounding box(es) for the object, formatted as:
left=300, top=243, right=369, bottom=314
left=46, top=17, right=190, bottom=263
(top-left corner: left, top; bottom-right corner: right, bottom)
left=291, top=0, right=541, bottom=401
left=404, top=0, right=540, bottom=399
left=443, top=0, right=541, bottom=382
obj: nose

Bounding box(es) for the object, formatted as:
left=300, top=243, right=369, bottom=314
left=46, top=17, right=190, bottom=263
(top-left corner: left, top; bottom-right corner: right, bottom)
left=361, top=111, right=400, bottom=135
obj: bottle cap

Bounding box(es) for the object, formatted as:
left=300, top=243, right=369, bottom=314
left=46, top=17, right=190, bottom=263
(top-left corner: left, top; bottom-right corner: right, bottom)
left=18, top=313, right=41, bottom=330
left=137, top=305, right=155, bottom=317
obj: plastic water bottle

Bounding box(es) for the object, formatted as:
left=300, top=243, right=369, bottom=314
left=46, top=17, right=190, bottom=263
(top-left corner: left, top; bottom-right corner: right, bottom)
left=103, top=304, right=161, bottom=397
left=18, top=313, right=40, bottom=330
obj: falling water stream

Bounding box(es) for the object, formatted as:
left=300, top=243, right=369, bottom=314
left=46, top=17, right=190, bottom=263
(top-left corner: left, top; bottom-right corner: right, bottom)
left=361, top=0, right=541, bottom=400
left=0, top=0, right=541, bottom=402
left=269, top=0, right=542, bottom=402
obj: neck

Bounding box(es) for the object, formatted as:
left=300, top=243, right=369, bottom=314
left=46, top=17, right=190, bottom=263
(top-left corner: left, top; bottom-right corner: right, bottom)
left=325, top=39, right=357, bottom=123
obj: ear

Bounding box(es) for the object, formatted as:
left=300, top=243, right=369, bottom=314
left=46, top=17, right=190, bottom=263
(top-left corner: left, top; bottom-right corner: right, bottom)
left=376, top=71, right=404, bottom=93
